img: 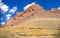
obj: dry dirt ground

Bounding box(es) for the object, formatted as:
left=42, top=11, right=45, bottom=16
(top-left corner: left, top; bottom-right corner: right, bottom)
left=0, top=18, right=60, bottom=38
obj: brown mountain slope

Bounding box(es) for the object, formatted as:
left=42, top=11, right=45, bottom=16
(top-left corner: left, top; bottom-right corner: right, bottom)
left=3, top=4, right=60, bottom=28
left=0, top=4, right=60, bottom=38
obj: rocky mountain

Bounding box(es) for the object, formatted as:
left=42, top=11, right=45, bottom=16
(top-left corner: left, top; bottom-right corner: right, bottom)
left=3, top=4, right=60, bottom=28
left=0, top=4, right=60, bottom=38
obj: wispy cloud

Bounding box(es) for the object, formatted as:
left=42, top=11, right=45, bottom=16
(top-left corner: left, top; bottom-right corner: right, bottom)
left=6, top=16, right=11, bottom=20
left=0, top=22, right=5, bottom=25
left=0, top=4, right=17, bottom=14
left=6, top=14, right=12, bottom=17
left=6, top=14, right=12, bottom=20
left=9, top=6, right=17, bottom=13
left=0, top=4, right=9, bottom=13
left=0, top=0, right=17, bottom=14
left=24, top=2, right=35, bottom=10
left=57, top=7, right=60, bottom=9
left=0, top=0, right=18, bottom=26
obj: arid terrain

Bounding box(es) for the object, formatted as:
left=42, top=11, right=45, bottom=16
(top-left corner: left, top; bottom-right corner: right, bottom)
left=0, top=4, right=60, bottom=38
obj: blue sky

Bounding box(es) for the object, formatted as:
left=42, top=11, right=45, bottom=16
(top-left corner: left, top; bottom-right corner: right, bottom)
left=0, top=0, right=60, bottom=26
left=2, top=0, right=60, bottom=11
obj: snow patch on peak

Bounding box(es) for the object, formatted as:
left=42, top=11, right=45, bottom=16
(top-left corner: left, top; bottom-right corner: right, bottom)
left=24, top=2, right=35, bottom=10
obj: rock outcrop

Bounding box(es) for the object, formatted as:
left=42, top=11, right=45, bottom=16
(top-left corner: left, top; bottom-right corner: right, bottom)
left=0, top=4, right=60, bottom=38
left=3, top=4, right=60, bottom=27
left=2, top=4, right=45, bottom=27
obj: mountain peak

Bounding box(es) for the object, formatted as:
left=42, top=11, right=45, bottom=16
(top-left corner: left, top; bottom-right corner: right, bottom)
left=24, top=4, right=45, bottom=12
left=2, top=4, right=60, bottom=27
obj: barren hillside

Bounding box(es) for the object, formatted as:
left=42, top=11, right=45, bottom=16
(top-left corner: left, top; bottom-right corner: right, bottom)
left=0, top=4, right=60, bottom=38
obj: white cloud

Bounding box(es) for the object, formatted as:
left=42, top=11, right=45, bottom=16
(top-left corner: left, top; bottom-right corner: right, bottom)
left=0, top=0, right=9, bottom=13
left=0, top=4, right=9, bottom=12
left=0, top=1, right=17, bottom=14
left=6, top=16, right=11, bottom=20
left=57, top=7, right=60, bottom=9
left=0, top=0, right=18, bottom=26
left=9, top=6, right=17, bottom=13
left=6, top=14, right=12, bottom=20
left=24, top=2, right=35, bottom=10
left=1, top=22, right=5, bottom=25
left=6, top=14, right=12, bottom=17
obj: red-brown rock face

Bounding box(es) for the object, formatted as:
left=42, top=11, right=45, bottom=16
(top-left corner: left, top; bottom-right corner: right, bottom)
left=2, top=4, right=60, bottom=27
